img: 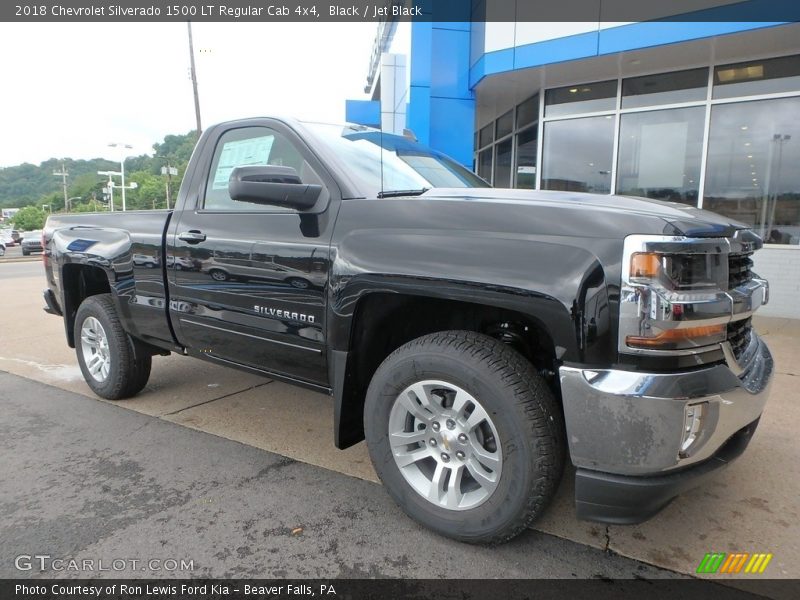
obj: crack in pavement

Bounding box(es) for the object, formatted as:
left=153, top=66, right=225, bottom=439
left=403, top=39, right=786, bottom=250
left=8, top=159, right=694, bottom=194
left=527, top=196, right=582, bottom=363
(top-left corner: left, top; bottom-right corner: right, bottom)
left=161, top=380, right=274, bottom=416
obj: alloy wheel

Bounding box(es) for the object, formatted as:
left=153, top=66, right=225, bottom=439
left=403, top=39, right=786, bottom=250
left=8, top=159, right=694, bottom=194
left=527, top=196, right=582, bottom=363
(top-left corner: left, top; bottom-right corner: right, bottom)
left=80, top=316, right=111, bottom=382
left=388, top=379, right=503, bottom=510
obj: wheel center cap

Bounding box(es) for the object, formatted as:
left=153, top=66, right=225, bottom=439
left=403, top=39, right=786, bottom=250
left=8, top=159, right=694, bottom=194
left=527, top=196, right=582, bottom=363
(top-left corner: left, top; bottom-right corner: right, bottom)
left=440, top=432, right=454, bottom=451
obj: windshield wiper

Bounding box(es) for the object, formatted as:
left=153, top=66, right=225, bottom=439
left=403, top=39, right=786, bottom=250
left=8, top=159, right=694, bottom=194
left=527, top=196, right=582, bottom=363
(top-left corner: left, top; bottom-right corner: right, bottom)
left=377, top=188, right=429, bottom=199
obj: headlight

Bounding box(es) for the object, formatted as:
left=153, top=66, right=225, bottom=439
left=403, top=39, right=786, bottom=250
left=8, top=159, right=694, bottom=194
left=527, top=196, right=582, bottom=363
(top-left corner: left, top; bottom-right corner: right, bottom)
left=630, top=252, right=728, bottom=291
left=620, top=236, right=732, bottom=355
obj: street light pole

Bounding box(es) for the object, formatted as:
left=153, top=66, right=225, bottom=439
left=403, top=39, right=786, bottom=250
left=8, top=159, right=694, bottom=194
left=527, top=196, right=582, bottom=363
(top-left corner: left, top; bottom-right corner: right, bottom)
left=98, top=170, right=122, bottom=212
left=108, top=143, right=133, bottom=210
left=67, top=196, right=81, bottom=212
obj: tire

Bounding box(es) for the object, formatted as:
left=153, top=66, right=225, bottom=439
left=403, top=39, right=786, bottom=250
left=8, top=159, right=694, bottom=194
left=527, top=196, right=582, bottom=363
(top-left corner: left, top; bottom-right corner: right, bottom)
left=74, top=294, right=152, bottom=400
left=209, top=269, right=229, bottom=282
left=364, top=330, right=565, bottom=544
left=22, top=249, right=29, bottom=256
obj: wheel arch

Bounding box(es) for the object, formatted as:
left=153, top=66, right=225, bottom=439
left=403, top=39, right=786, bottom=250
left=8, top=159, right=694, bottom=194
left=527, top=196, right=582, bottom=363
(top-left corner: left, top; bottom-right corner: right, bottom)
left=329, top=289, right=572, bottom=449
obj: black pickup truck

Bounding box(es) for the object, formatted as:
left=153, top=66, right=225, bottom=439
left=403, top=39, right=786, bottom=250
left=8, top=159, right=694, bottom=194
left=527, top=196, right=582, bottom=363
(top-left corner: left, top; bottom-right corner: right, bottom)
left=42, top=117, right=773, bottom=544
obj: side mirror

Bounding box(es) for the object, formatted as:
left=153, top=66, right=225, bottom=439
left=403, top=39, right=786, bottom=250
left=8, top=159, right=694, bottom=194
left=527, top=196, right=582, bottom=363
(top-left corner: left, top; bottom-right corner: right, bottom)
left=228, top=165, right=322, bottom=210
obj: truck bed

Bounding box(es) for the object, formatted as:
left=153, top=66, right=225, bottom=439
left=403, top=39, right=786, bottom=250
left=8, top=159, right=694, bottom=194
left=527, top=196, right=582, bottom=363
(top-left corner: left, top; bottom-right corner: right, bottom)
left=44, top=210, right=176, bottom=349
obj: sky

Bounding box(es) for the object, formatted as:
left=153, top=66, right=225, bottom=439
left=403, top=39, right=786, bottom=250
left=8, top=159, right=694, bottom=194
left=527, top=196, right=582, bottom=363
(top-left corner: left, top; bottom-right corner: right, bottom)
left=0, top=22, right=376, bottom=167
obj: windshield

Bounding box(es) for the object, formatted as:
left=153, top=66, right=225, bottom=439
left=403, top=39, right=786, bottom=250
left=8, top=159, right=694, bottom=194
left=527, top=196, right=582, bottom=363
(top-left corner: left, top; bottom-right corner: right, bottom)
left=302, top=123, right=489, bottom=195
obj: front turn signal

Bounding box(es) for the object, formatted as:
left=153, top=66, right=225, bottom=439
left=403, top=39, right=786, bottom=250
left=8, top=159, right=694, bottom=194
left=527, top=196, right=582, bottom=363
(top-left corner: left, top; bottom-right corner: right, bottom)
left=626, top=324, right=726, bottom=349
left=630, top=252, right=662, bottom=279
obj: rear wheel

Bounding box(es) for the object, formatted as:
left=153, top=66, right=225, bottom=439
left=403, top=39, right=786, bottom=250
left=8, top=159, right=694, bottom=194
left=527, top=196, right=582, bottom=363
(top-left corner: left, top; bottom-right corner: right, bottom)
left=209, top=269, right=228, bottom=282
left=364, top=330, right=564, bottom=544
left=22, top=249, right=29, bottom=256
left=75, top=294, right=151, bottom=400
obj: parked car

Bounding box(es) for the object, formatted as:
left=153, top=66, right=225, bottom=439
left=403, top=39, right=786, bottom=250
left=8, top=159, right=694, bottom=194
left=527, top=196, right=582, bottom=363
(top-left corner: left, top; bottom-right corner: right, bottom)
left=132, top=253, right=159, bottom=268
left=1, top=231, right=17, bottom=246
left=21, top=230, right=43, bottom=255
left=0, top=231, right=13, bottom=254
left=165, top=255, right=195, bottom=271
left=10, top=230, right=21, bottom=245
left=41, top=117, right=773, bottom=544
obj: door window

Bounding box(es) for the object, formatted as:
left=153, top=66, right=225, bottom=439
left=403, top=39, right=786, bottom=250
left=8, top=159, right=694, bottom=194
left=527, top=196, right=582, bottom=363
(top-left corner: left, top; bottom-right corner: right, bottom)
left=203, top=126, right=322, bottom=211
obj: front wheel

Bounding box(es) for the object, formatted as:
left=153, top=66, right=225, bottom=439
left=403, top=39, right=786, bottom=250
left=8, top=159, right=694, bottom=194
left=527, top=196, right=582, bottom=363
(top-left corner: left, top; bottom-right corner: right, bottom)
left=364, top=330, right=564, bottom=544
left=75, top=294, right=152, bottom=400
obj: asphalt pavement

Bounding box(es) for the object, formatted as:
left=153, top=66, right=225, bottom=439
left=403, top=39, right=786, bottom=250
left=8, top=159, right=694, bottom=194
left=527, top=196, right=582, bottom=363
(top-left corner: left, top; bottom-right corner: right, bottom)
left=0, top=371, right=678, bottom=579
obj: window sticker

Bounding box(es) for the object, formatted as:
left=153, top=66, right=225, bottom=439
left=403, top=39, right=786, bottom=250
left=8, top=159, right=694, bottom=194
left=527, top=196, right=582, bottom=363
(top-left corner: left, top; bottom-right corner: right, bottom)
left=212, top=135, right=275, bottom=190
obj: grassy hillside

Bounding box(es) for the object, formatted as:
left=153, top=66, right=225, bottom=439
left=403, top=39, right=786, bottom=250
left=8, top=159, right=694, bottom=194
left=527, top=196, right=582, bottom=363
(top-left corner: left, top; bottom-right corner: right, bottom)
left=0, top=131, right=198, bottom=212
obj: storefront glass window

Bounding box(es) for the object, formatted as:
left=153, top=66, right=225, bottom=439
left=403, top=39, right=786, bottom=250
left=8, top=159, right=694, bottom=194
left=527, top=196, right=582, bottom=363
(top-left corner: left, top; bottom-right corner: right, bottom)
left=515, top=126, right=537, bottom=189
left=542, top=115, right=615, bottom=193
left=704, top=97, right=800, bottom=244
left=616, top=107, right=704, bottom=205
left=496, top=110, right=513, bottom=139
left=622, top=68, right=708, bottom=108
left=714, top=54, right=800, bottom=99
left=479, top=123, right=494, bottom=148
left=494, top=138, right=513, bottom=187
left=545, top=80, right=616, bottom=117
left=516, top=95, right=538, bottom=128
left=478, top=148, right=493, bottom=181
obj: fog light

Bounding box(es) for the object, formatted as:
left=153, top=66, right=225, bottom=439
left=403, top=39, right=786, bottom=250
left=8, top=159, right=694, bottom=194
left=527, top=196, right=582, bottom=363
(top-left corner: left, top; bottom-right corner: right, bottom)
left=679, top=402, right=707, bottom=458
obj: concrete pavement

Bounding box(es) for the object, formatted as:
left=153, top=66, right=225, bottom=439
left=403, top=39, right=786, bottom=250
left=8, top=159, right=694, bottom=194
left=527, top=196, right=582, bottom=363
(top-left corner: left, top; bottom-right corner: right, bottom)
left=1, top=260, right=798, bottom=581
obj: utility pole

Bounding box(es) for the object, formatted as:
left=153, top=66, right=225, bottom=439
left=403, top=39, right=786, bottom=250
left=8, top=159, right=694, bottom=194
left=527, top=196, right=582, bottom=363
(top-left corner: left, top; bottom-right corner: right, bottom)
left=187, top=22, right=202, bottom=137
left=53, top=162, right=69, bottom=211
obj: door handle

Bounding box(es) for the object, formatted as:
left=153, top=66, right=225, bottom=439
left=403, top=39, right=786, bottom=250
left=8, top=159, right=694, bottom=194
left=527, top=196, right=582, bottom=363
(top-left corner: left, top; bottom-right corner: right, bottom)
left=178, top=230, right=206, bottom=244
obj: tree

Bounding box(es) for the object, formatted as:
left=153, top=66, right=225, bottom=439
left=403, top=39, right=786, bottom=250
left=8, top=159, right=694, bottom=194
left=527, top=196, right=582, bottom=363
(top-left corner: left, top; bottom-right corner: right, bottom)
left=11, top=205, right=46, bottom=230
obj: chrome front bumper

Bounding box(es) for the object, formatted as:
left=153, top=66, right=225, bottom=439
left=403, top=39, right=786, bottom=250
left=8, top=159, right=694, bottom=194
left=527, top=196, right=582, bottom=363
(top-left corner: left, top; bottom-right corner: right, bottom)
left=559, top=331, right=773, bottom=476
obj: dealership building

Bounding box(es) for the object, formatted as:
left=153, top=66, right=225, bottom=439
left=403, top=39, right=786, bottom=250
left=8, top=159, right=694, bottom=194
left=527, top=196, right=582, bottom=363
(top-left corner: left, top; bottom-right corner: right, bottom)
left=346, top=9, right=800, bottom=318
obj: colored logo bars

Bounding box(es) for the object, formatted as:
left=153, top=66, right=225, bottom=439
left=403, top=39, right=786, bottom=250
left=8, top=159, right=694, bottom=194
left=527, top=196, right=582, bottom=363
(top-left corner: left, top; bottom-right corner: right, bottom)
left=697, top=552, right=773, bottom=574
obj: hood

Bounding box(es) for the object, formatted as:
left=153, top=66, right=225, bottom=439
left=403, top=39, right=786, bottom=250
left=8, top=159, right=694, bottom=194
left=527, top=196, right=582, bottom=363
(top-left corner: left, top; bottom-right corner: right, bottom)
left=423, top=188, right=750, bottom=238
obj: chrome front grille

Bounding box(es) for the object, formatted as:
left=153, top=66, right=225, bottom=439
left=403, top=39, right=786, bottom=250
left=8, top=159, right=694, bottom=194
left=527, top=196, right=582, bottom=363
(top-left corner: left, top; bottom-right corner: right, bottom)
left=727, top=317, right=752, bottom=360
left=728, top=252, right=754, bottom=289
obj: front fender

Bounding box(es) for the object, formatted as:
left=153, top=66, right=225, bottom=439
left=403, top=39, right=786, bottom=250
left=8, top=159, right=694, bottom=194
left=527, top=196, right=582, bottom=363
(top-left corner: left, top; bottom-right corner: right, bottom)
left=328, top=228, right=615, bottom=364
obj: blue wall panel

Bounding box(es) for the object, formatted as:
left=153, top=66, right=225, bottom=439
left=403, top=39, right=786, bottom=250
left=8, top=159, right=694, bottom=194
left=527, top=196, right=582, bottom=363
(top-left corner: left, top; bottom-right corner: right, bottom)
left=345, top=100, right=380, bottom=127
left=429, top=97, right=475, bottom=167
left=430, top=28, right=472, bottom=98
left=512, top=31, right=599, bottom=71
left=404, top=20, right=475, bottom=167
left=470, top=20, right=787, bottom=87
left=598, top=21, right=785, bottom=54
left=408, top=85, right=431, bottom=145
